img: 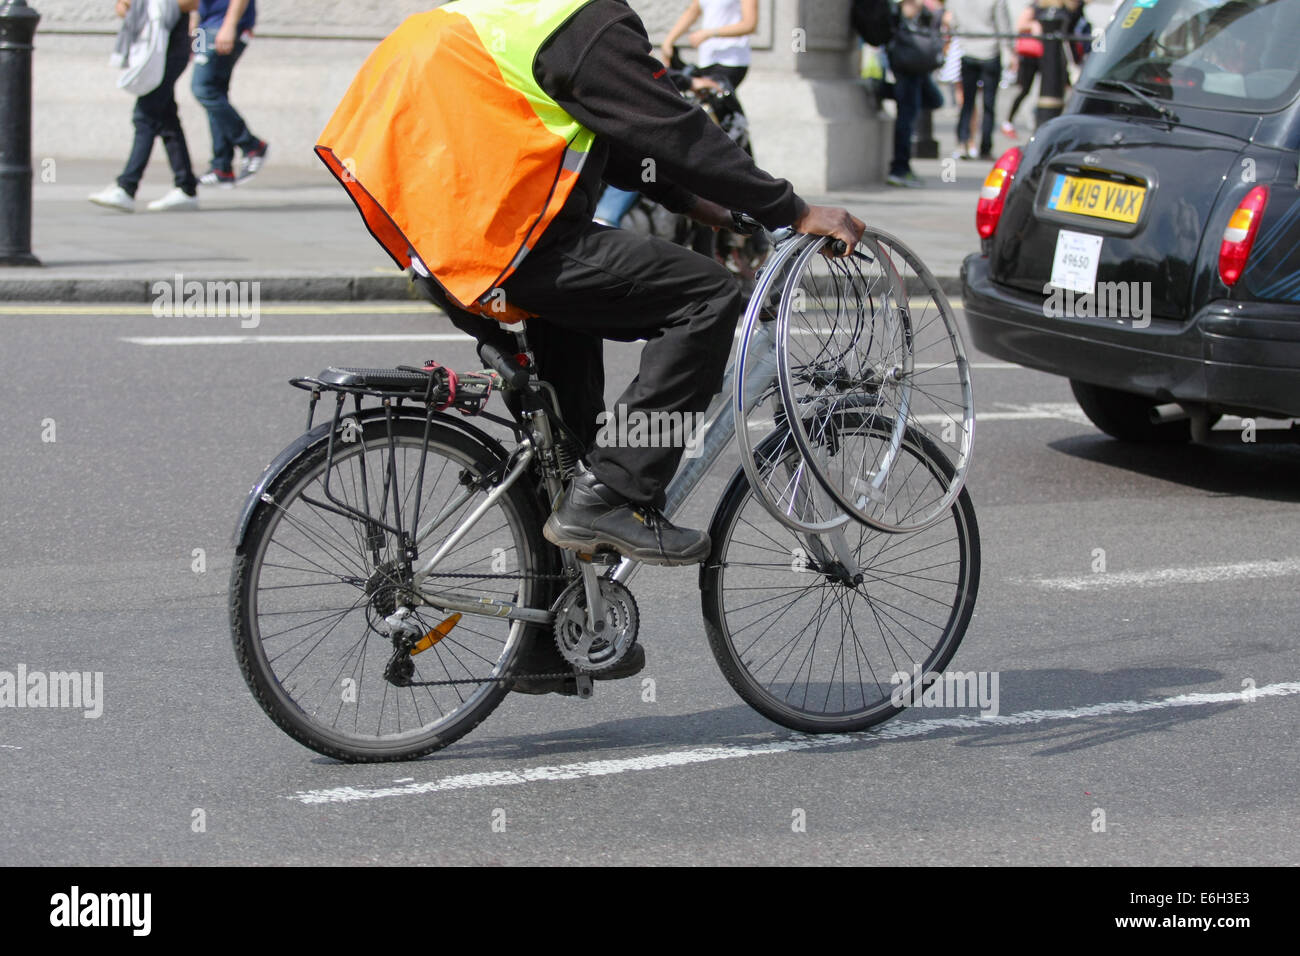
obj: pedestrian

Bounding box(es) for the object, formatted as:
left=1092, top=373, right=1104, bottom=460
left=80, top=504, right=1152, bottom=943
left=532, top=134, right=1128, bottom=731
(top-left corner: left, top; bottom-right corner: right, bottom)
left=1001, top=2, right=1043, bottom=138
left=190, top=0, right=268, bottom=187
left=946, top=0, right=1012, bottom=160
left=89, top=0, right=200, bottom=213
left=1032, top=0, right=1086, bottom=116
left=659, top=0, right=758, bottom=88
left=885, top=0, right=945, bottom=187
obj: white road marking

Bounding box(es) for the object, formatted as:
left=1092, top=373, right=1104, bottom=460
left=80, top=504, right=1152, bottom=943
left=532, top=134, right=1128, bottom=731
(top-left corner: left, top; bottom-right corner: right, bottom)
left=1028, top=558, right=1300, bottom=592
left=286, top=682, right=1300, bottom=805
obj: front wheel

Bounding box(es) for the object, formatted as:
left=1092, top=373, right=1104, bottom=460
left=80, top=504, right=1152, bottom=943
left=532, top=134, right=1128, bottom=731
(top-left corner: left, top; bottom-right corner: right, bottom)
left=701, top=416, right=980, bottom=733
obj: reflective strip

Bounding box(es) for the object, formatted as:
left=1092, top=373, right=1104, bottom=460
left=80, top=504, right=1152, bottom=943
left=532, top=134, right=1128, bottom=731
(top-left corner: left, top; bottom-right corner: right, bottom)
left=562, top=147, right=588, bottom=174
left=507, top=244, right=533, bottom=272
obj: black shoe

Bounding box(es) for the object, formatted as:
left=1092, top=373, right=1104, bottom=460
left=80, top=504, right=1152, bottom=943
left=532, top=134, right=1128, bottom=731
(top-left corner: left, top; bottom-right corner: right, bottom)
left=510, top=642, right=647, bottom=696
left=543, top=468, right=710, bottom=566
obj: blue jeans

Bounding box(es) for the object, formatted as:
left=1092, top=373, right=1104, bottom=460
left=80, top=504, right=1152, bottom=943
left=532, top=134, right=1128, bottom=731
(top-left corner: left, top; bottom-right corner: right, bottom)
left=191, top=27, right=259, bottom=172
left=594, top=186, right=640, bottom=226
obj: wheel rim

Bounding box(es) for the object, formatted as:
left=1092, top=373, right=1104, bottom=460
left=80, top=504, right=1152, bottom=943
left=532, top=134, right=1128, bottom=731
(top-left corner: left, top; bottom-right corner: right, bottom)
left=734, top=234, right=850, bottom=534
left=852, top=227, right=975, bottom=530
left=777, top=235, right=918, bottom=533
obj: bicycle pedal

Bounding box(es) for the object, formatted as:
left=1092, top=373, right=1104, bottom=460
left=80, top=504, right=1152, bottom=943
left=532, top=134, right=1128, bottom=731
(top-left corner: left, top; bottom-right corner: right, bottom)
left=576, top=548, right=621, bottom=567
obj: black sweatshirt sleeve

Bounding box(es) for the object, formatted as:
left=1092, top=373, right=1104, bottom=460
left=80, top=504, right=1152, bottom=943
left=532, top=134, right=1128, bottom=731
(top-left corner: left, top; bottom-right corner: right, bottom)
left=534, top=0, right=808, bottom=230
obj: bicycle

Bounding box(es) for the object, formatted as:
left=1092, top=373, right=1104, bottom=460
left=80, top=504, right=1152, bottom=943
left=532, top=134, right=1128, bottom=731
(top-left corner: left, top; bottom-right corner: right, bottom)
left=229, top=225, right=981, bottom=761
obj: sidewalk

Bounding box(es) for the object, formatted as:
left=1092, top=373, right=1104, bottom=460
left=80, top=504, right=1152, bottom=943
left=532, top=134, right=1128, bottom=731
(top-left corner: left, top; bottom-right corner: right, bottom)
left=0, top=123, right=1007, bottom=302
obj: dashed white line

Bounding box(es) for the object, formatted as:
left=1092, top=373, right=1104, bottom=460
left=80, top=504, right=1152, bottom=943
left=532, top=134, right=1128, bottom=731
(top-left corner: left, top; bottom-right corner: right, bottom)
left=1028, top=558, right=1300, bottom=592
left=286, top=682, right=1300, bottom=805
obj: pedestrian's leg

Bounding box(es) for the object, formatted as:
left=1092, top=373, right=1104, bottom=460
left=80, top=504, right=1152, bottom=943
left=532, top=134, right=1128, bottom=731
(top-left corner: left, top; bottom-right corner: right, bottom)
left=503, top=226, right=744, bottom=508
left=158, top=22, right=197, bottom=195
left=191, top=30, right=249, bottom=172
left=980, top=57, right=1000, bottom=157
left=890, top=73, right=920, bottom=178
left=117, top=96, right=161, bottom=197
left=1007, top=57, right=1035, bottom=124
left=957, top=59, right=977, bottom=149
left=593, top=187, right=641, bottom=227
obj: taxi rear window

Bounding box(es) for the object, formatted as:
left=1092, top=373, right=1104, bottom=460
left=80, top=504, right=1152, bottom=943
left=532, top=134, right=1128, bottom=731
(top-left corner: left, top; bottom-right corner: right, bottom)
left=1081, top=0, right=1300, bottom=113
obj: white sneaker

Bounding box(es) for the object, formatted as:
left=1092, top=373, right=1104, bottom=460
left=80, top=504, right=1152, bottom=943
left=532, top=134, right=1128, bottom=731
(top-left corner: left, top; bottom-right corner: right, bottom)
left=146, top=187, right=199, bottom=212
left=88, top=184, right=134, bottom=212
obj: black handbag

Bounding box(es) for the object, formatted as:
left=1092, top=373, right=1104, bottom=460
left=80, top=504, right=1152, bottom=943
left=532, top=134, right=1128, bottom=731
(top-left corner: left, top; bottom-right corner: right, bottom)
left=887, top=13, right=945, bottom=76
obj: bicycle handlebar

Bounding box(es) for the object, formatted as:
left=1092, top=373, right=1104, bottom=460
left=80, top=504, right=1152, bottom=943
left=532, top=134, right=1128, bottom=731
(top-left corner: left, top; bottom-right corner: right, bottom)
left=732, top=211, right=850, bottom=257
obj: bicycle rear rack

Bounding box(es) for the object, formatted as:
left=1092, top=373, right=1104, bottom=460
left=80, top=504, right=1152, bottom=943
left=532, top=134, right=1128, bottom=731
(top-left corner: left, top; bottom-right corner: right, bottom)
left=287, top=364, right=506, bottom=565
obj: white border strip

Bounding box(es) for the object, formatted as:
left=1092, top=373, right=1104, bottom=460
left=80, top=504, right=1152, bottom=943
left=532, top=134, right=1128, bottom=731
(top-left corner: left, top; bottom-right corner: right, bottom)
left=1029, top=558, right=1300, bottom=592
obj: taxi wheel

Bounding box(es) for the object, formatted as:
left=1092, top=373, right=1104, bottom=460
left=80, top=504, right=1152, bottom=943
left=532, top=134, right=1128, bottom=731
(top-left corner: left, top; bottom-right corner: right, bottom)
left=1070, top=380, right=1192, bottom=443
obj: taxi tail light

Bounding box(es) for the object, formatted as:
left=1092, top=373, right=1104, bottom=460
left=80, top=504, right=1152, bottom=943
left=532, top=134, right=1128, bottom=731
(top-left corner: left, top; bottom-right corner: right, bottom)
left=1218, top=185, right=1269, bottom=287
left=976, top=147, right=1022, bottom=239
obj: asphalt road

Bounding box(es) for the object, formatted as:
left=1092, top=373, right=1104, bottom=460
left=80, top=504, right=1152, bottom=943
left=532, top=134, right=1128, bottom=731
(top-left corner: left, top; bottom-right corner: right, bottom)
left=1, top=300, right=1297, bottom=866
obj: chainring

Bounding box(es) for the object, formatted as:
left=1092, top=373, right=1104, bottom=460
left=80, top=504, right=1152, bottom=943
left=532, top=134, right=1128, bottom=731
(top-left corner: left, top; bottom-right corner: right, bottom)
left=552, top=578, right=640, bottom=674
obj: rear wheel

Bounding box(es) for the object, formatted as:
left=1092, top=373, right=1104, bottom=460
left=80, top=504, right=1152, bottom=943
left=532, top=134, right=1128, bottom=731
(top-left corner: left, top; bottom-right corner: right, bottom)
left=231, top=419, right=553, bottom=762
left=1069, top=380, right=1192, bottom=443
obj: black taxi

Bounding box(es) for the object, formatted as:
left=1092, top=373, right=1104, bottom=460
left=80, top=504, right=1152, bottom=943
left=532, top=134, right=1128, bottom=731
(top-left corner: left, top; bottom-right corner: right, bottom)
left=961, top=0, right=1300, bottom=441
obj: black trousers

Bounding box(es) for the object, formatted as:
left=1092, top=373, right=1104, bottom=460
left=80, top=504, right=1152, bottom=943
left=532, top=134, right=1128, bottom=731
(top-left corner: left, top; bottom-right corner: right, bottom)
left=1007, top=56, right=1040, bottom=125
left=424, top=223, right=744, bottom=509
left=957, top=55, right=1001, bottom=158
left=697, top=64, right=748, bottom=89
left=118, top=19, right=197, bottom=197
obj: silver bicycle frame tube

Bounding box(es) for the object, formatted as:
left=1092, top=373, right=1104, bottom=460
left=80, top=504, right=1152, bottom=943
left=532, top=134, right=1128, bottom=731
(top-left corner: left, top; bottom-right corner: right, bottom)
left=611, top=321, right=778, bottom=587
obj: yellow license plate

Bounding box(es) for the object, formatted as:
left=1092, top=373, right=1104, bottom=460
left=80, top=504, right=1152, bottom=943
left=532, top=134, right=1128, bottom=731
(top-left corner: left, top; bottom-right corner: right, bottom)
left=1047, top=174, right=1146, bottom=224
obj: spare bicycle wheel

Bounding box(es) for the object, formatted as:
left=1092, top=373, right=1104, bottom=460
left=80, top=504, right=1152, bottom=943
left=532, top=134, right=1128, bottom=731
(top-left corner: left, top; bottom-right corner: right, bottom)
left=865, top=226, right=975, bottom=510
left=775, top=234, right=920, bottom=533
left=733, top=234, right=850, bottom=534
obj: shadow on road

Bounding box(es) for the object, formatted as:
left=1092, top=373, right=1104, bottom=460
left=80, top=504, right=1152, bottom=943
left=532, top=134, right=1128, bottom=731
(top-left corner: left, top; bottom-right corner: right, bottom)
left=1048, top=434, right=1300, bottom=502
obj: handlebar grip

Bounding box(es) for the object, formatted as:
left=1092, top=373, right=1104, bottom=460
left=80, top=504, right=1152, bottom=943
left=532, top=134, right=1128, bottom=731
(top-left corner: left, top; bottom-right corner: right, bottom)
left=829, top=239, right=850, bottom=257
left=730, top=211, right=762, bottom=236
left=479, top=342, right=531, bottom=390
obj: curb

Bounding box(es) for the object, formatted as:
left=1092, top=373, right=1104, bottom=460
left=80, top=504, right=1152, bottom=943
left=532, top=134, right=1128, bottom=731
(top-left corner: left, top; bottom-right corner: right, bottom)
left=0, top=272, right=968, bottom=303
left=0, top=274, right=421, bottom=303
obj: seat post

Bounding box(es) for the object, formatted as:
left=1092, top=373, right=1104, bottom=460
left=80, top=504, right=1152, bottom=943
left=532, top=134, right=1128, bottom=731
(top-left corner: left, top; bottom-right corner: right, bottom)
left=503, top=321, right=537, bottom=382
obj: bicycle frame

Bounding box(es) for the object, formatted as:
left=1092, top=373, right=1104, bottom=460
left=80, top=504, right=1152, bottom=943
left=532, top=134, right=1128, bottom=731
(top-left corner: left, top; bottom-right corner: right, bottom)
left=406, top=232, right=865, bottom=625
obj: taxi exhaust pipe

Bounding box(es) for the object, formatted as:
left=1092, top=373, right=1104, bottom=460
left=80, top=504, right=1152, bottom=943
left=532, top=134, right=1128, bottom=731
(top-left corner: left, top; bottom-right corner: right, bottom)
left=1149, top=403, right=1189, bottom=426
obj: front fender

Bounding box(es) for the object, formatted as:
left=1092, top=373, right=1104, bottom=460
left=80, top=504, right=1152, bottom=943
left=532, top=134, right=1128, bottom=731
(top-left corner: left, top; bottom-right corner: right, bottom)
left=231, top=409, right=512, bottom=549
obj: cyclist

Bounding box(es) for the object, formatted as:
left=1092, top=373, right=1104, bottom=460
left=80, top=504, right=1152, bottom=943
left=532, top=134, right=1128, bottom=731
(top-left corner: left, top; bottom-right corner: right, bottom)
left=318, top=0, right=864, bottom=568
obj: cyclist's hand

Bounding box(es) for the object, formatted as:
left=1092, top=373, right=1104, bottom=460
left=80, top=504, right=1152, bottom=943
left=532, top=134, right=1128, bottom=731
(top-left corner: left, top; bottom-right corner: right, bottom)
left=793, top=205, right=866, bottom=257
left=689, top=197, right=734, bottom=231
